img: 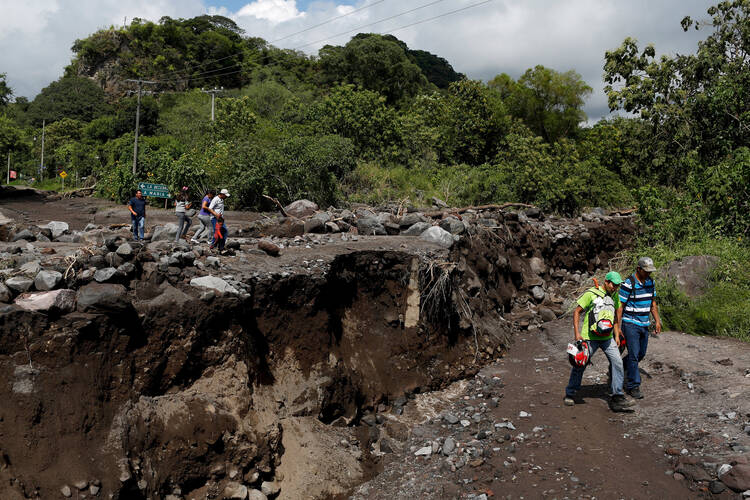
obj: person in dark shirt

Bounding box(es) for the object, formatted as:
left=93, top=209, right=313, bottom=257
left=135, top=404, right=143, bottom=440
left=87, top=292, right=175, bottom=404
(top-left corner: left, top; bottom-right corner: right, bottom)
left=128, top=190, right=147, bottom=241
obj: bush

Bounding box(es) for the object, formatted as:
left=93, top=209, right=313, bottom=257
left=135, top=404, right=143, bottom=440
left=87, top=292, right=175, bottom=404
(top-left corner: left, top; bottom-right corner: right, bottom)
left=635, top=237, right=750, bottom=340
left=229, top=134, right=355, bottom=208
left=690, top=147, right=750, bottom=238
left=633, top=185, right=709, bottom=246
left=496, top=133, right=631, bottom=214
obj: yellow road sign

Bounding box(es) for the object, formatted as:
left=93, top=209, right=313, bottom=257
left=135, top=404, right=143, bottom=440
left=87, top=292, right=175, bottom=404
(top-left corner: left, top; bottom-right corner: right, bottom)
left=59, top=171, right=68, bottom=179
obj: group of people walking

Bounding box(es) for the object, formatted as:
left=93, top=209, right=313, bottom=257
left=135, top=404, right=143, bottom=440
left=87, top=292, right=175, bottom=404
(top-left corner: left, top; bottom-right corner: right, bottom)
left=564, top=257, right=662, bottom=412
left=127, top=187, right=231, bottom=253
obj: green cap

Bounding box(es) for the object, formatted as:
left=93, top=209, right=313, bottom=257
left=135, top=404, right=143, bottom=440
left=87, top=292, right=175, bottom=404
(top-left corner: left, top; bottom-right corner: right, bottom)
left=605, top=271, right=623, bottom=285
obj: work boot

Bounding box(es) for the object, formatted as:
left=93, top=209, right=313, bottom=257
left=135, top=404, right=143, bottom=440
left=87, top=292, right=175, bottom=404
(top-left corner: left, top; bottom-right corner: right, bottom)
left=628, top=387, right=644, bottom=399
left=609, top=395, right=635, bottom=412
left=563, top=396, right=575, bottom=406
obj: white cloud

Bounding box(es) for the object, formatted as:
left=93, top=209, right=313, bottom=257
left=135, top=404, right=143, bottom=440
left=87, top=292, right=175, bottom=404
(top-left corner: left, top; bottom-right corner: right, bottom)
left=236, top=0, right=304, bottom=24
left=0, top=0, right=715, bottom=121
left=0, top=0, right=203, bottom=99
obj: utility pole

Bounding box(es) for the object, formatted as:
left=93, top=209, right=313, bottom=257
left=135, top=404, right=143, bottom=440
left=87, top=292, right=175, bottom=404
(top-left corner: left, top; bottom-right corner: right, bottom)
left=40, top=119, right=45, bottom=181
left=201, top=87, right=223, bottom=121
left=125, top=79, right=156, bottom=176
left=6, top=151, right=10, bottom=184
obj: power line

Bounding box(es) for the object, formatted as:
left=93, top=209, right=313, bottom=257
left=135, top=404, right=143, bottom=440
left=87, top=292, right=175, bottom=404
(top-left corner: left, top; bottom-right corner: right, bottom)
left=292, top=0, right=446, bottom=50
left=125, top=0, right=494, bottom=88
left=384, top=0, right=494, bottom=36
left=271, top=0, right=387, bottom=43
left=152, top=0, right=447, bottom=85
left=153, top=68, right=245, bottom=85
left=147, top=0, right=387, bottom=82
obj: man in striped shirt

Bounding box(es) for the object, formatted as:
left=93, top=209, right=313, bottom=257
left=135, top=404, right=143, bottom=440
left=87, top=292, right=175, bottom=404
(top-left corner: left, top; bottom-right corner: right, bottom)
left=617, top=256, right=663, bottom=399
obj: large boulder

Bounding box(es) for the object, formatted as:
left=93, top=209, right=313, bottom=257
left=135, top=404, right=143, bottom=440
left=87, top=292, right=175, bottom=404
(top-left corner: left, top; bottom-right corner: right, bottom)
left=258, top=240, right=281, bottom=256
left=311, top=211, right=331, bottom=224
left=76, top=283, right=131, bottom=314
left=438, top=217, right=465, bottom=235
left=529, top=257, right=547, bottom=276
left=19, top=260, right=41, bottom=276
left=402, top=222, right=431, bottom=236
left=115, top=242, right=134, bottom=258
left=419, top=226, right=454, bottom=248
left=151, top=223, right=179, bottom=242
left=190, top=276, right=239, bottom=295
left=5, top=276, right=34, bottom=293
left=304, top=218, right=325, bottom=234
left=223, top=483, right=248, bottom=499
left=721, top=464, right=750, bottom=492
left=0, top=282, right=11, bottom=302
left=135, top=284, right=193, bottom=315
left=12, top=229, right=35, bottom=242
left=15, top=289, right=76, bottom=314
left=94, top=267, right=120, bottom=283
left=659, top=255, right=719, bottom=298
left=46, top=221, right=69, bottom=239
left=284, top=199, right=318, bottom=218
left=399, top=213, right=427, bottom=228
left=356, top=217, right=386, bottom=236
left=34, top=270, right=62, bottom=291
left=247, top=490, right=268, bottom=500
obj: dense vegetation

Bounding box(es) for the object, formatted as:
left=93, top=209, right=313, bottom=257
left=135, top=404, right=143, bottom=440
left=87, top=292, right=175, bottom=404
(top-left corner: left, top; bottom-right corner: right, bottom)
left=1, top=4, right=749, bottom=338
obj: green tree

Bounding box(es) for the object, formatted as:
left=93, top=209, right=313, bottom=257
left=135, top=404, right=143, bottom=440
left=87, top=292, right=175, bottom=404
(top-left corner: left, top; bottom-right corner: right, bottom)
left=505, top=66, right=592, bottom=143
left=603, top=1, right=750, bottom=175
left=0, top=73, right=12, bottom=107
left=318, top=34, right=431, bottom=104
left=406, top=80, right=510, bottom=165
left=210, top=96, right=258, bottom=140
left=310, top=85, right=401, bottom=159
left=112, top=94, right=159, bottom=137
left=0, top=115, right=27, bottom=158
left=26, top=76, right=109, bottom=125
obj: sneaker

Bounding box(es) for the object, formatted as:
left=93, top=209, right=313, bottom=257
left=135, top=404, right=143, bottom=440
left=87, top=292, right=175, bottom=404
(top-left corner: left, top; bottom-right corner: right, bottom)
left=190, top=239, right=199, bottom=244
left=563, top=396, right=575, bottom=406
left=609, top=395, right=635, bottom=412
left=628, top=387, right=644, bottom=399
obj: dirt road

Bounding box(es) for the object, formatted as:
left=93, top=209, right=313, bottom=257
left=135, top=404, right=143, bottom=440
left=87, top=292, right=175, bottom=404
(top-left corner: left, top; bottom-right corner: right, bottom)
left=352, top=320, right=750, bottom=499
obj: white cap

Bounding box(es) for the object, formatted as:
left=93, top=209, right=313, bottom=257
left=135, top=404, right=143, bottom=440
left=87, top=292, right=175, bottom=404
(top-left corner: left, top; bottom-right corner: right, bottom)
left=637, top=256, right=656, bottom=272
left=220, top=189, right=231, bottom=197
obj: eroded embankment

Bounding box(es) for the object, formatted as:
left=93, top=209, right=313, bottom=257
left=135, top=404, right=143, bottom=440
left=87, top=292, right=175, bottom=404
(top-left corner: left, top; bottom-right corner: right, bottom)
left=0, top=210, right=634, bottom=499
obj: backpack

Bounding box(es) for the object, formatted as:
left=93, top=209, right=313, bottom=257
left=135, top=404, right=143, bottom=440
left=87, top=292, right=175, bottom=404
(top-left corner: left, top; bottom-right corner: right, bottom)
left=585, top=287, right=616, bottom=336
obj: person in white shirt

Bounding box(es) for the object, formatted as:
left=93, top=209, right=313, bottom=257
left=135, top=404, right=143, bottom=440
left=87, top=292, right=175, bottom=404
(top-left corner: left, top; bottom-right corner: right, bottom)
left=207, top=189, right=230, bottom=250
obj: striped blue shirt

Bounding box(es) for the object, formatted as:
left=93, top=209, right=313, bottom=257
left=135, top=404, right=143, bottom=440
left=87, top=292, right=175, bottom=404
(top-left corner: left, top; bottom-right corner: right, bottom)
left=619, top=275, right=655, bottom=327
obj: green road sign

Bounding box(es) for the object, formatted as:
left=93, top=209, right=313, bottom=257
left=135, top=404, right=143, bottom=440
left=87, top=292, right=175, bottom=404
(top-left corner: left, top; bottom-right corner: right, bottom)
left=137, top=182, right=170, bottom=198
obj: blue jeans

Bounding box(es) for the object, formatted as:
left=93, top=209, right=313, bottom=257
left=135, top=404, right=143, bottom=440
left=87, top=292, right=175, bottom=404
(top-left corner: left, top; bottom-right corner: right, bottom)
left=566, top=337, right=624, bottom=397
left=623, top=322, right=649, bottom=390
left=131, top=216, right=145, bottom=240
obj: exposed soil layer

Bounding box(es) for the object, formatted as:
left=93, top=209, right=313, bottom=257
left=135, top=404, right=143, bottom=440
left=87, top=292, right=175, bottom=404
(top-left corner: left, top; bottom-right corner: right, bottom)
left=0, top=193, right=645, bottom=499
